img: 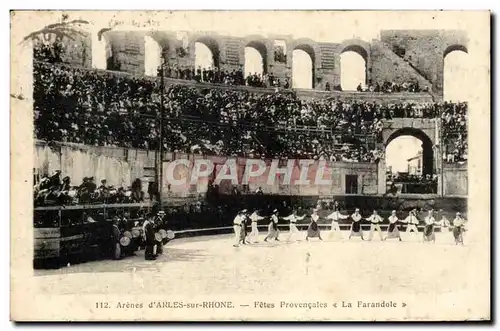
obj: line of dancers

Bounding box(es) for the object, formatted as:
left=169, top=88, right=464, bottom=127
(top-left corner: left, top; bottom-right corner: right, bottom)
left=232, top=207, right=467, bottom=247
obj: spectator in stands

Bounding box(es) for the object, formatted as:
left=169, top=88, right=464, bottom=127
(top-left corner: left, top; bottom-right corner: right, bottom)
left=131, top=178, right=144, bottom=202
left=60, top=176, right=71, bottom=191
left=147, top=181, right=159, bottom=202
left=33, top=170, right=147, bottom=206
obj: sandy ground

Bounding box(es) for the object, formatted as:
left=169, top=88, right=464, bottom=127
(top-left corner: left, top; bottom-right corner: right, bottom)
left=27, top=228, right=490, bottom=321
left=34, top=229, right=480, bottom=295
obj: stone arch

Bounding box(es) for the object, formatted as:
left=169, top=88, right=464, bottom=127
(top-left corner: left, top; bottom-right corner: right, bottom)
left=338, top=39, right=370, bottom=88
left=91, top=29, right=110, bottom=70
left=146, top=31, right=172, bottom=60
left=144, top=35, right=162, bottom=76
left=292, top=43, right=316, bottom=89
left=444, top=44, right=468, bottom=58
left=443, top=44, right=469, bottom=101
left=245, top=39, right=268, bottom=74
left=385, top=128, right=434, bottom=176
left=95, top=31, right=121, bottom=71
left=292, top=38, right=320, bottom=67
left=338, top=39, right=369, bottom=62
left=194, top=35, right=221, bottom=68
left=294, top=43, right=316, bottom=62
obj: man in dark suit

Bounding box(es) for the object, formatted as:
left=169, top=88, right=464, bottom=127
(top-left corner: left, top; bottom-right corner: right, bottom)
left=153, top=211, right=166, bottom=256
left=143, top=215, right=156, bottom=260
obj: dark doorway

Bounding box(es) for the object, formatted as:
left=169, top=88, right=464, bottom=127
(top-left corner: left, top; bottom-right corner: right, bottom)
left=345, top=175, right=358, bottom=194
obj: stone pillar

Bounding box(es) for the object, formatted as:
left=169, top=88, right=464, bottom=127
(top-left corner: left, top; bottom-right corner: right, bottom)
left=437, top=172, right=444, bottom=196
left=377, top=160, right=386, bottom=195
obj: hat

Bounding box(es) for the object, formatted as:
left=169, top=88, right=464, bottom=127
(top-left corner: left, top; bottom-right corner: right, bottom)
left=392, top=210, right=396, bottom=213
left=456, top=212, right=461, bottom=216
left=157, top=211, right=166, bottom=215
left=355, top=208, right=360, bottom=212
left=272, top=209, right=278, bottom=213
left=101, top=179, right=107, bottom=183
left=241, top=209, right=248, bottom=213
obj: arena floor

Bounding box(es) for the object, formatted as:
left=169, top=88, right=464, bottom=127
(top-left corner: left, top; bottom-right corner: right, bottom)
left=34, top=230, right=481, bottom=290
left=30, top=228, right=490, bottom=320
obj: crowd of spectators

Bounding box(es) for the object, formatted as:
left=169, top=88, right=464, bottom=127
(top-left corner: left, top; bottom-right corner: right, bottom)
left=386, top=173, right=438, bottom=194
left=159, top=64, right=291, bottom=89
left=326, top=80, right=430, bottom=94
left=33, top=169, right=147, bottom=206
left=441, top=102, right=468, bottom=163
left=360, top=81, right=430, bottom=93
left=33, top=61, right=467, bottom=163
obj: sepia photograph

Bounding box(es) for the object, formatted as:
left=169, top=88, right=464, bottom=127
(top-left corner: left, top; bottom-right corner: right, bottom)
left=10, top=10, right=491, bottom=321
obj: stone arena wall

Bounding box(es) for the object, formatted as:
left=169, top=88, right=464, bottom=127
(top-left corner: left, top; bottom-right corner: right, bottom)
left=51, top=29, right=467, bottom=98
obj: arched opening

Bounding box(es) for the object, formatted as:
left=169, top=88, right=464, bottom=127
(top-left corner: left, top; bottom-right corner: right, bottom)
left=244, top=42, right=267, bottom=79
left=292, top=46, right=314, bottom=89
left=444, top=46, right=469, bottom=102
left=385, top=129, right=435, bottom=194
left=95, top=33, right=119, bottom=71
left=144, top=36, right=162, bottom=77
left=194, top=37, right=220, bottom=70
left=92, top=32, right=108, bottom=69
left=340, top=46, right=367, bottom=91
left=195, top=42, right=213, bottom=70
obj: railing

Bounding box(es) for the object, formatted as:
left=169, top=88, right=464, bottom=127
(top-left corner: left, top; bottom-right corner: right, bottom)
left=34, top=202, right=152, bottom=211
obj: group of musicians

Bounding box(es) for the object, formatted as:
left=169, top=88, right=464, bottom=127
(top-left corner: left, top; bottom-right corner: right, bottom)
left=232, top=207, right=467, bottom=247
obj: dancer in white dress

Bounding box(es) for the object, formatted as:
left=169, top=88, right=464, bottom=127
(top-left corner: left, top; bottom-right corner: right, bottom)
left=326, top=209, right=348, bottom=240
left=452, top=212, right=467, bottom=245
left=349, top=208, right=365, bottom=240
left=283, top=209, right=305, bottom=242
left=422, top=210, right=437, bottom=243
left=264, top=209, right=280, bottom=242
left=367, top=210, right=384, bottom=241
left=306, top=209, right=323, bottom=241
left=232, top=210, right=245, bottom=247
left=403, top=209, right=420, bottom=236
left=439, top=212, right=451, bottom=231
left=248, top=209, right=265, bottom=243
left=385, top=210, right=402, bottom=241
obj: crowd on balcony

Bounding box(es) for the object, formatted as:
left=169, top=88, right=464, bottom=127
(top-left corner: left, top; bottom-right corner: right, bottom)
left=33, top=170, right=147, bottom=206
left=159, top=63, right=291, bottom=89
left=326, top=80, right=430, bottom=93
left=361, top=80, right=430, bottom=93
left=33, top=61, right=467, bottom=163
